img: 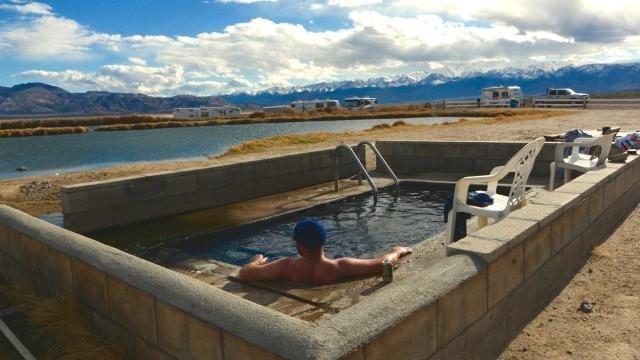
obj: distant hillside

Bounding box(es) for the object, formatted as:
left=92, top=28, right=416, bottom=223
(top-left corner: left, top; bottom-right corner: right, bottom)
left=222, top=62, right=640, bottom=106
left=2, top=62, right=639, bottom=114
left=0, top=83, right=226, bottom=115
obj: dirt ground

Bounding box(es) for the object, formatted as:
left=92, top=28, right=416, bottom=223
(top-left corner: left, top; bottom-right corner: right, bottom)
left=500, top=204, right=640, bottom=360
left=1, top=108, right=639, bottom=358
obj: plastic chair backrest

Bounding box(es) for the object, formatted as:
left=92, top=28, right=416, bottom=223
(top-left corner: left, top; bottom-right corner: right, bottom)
left=503, top=137, right=545, bottom=210
left=595, top=133, right=615, bottom=166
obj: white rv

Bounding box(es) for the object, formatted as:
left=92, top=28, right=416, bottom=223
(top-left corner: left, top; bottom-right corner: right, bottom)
left=290, top=99, right=340, bottom=112
left=481, top=86, right=523, bottom=107
left=173, top=106, right=241, bottom=119
left=344, top=97, right=377, bottom=110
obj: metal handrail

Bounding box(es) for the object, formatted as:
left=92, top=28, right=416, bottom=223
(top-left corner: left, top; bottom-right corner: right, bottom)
left=357, top=141, right=399, bottom=195
left=334, top=144, right=378, bottom=203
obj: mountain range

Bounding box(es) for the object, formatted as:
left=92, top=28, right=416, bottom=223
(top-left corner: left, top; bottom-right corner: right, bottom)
left=1, top=62, right=639, bottom=115
left=0, top=83, right=225, bottom=115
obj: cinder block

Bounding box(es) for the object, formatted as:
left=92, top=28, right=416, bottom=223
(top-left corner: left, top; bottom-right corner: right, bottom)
left=508, top=204, right=562, bottom=228
left=615, top=171, right=626, bottom=199
left=135, top=338, right=174, bottom=360
left=461, top=143, right=487, bottom=160
left=156, top=301, right=222, bottom=360
left=393, top=142, right=416, bottom=156
left=486, top=143, right=523, bottom=161
left=197, top=169, right=228, bottom=190
left=66, top=207, right=113, bottom=233
left=416, top=143, right=462, bottom=159
left=40, top=246, right=73, bottom=294
left=539, top=144, right=557, bottom=162
left=91, top=309, right=136, bottom=353
left=73, top=260, right=108, bottom=314
left=560, top=235, right=590, bottom=277
left=571, top=197, right=591, bottom=236
left=537, top=252, right=566, bottom=306
left=588, top=186, right=604, bottom=222
left=222, top=332, right=282, bottom=360
left=554, top=181, right=596, bottom=195
left=107, top=276, right=158, bottom=344
left=583, top=213, right=608, bottom=247
left=465, top=306, right=508, bottom=360
left=278, top=156, right=305, bottom=175
left=531, top=161, right=551, bottom=177
left=550, top=209, right=572, bottom=255
left=0, top=227, right=23, bottom=260
left=254, top=159, right=280, bottom=179
left=472, top=159, right=504, bottom=174
left=227, top=164, right=256, bottom=183
left=110, top=201, right=149, bottom=227
left=365, top=302, right=437, bottom=360
left=126, top=177, right=166, bottom=201
left=166, top=174, right=197, bottom=196
left=471, top=218, right=538, bottom=245
left=20, top=234, right=44, bottom=273
left=89, top=185, right=129, bottom=209
left=488, top=244, right=524, bottom=308
left=447, top=236, right=506, bottom=263
left=62, top=190, right=90, bottom=213
left=502, top=272, right=540, bottom=337
left=523, top=225, right=552, bottom=278
left=429, top=332, right=466, bottom=360
left=603, top=176, right=617, bottom=209
left=437, top=270, right=487, bottom=345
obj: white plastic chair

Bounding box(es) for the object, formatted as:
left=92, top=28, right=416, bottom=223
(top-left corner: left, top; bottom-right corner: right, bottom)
left=548, top=133, right=614, bottom=190
left=446, top=138, right=545, bottom=244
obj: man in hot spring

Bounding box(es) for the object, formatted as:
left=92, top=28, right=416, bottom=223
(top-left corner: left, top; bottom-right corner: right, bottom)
left=239, top=219, right=412, bottom=285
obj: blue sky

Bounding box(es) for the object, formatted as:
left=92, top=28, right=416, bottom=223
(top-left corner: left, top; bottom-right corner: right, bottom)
left=1, top=0, right=639, bottom=96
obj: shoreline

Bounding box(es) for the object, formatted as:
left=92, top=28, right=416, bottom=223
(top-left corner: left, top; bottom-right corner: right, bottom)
left=0, top=107, right=549, bottom=138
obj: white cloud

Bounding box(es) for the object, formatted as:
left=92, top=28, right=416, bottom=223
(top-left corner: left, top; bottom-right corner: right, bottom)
left=327, top=0, right=382, bottom=7
left=0, top=1, right=52, bottom=15
left=128, top=57, right=147, bottom=66
left=4, top=1, right=640, bottom=95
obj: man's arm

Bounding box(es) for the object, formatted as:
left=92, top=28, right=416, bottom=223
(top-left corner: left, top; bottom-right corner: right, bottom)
left=335, top=246, right=412, bottom=279
left=238, top=255, right=291, bottom=281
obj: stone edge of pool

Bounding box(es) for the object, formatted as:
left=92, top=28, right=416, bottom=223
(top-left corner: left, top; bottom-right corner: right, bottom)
left=0, top=141, right=636, bottom=359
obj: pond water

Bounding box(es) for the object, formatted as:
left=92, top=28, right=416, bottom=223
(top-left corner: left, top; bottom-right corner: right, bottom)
left=0, top=117, right=462, bottom=179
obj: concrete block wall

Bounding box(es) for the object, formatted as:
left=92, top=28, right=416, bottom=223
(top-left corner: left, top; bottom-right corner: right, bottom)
left=375, top=140, right=557, bottom=177
left=62, top=147, right=362, bottom=233
left=0, top=151, right=637, bottom=359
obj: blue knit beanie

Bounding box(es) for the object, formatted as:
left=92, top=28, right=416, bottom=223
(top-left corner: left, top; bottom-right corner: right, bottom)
left=293, top=219, right=327, bottom=249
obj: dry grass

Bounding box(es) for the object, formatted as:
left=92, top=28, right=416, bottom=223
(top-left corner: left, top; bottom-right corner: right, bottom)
left=0, top=115, right=166, bottom=130
left=0, top=126, right=89, bottom=138
left=217, top=109, right=571, bottom=157
left=222, top=133, right=335, bottom=156
left=0, top=283, right=125, bottom=360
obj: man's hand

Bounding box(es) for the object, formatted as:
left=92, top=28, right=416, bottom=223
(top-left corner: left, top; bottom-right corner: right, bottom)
left=392, top=246, right=413, bottom=257
left=249, top=254, right=269, bottom=265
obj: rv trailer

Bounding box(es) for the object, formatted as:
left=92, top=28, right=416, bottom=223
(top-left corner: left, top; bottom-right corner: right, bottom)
left=173, top=106, right=241, bottom=119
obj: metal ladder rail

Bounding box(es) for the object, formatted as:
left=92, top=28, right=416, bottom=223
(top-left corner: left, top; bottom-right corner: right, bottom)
left=357, top=141, right=399, bottom=195
left=334, top=144, right=378, bottom=203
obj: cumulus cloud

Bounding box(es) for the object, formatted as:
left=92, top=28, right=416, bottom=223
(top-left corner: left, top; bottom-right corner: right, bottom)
left=5, top=0, right=640, bottom=95
left=0, top=1, right=52, bottom=15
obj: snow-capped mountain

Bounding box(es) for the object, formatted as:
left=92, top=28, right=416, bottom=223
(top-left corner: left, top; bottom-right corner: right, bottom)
left=223, top=62, right=640, bottom=106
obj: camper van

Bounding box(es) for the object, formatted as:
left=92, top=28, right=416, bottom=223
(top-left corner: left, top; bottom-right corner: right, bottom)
left=481, top=86, right=523, bottom=107
left=344, top=97, right=377, bottom=110
left=173, top=106, right=241, bottom=119
left=290, top=99, right=340, bottom=112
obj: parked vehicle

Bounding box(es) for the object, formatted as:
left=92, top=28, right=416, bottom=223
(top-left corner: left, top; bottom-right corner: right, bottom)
left=290, top=99, right=340, bottom=112
left=173, top=106, right=241, bottom=119
left=481, top=86, right=523, bottom=107
left=343, top=97, right=377, bottom=110
left=545, top=88, right=590, bottom=101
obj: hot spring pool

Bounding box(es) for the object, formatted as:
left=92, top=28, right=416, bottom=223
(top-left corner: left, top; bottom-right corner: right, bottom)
left=141, top=182, right=450, bottom=267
